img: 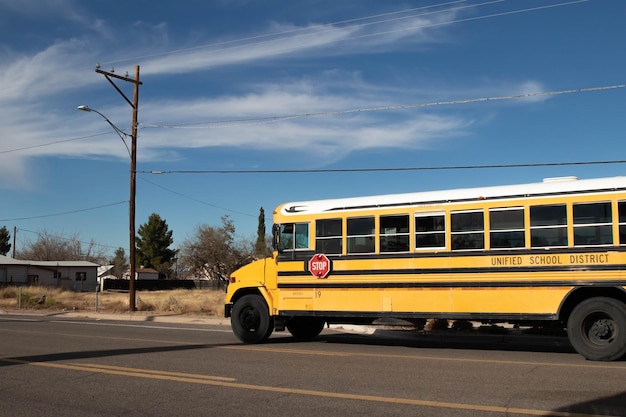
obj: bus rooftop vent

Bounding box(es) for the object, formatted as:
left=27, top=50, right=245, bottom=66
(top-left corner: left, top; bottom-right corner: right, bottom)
left=542, top=176, right=579, bottom=183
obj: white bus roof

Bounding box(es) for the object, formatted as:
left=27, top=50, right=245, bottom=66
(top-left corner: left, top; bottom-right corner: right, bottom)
left=277, top=176, right=626, bottom=215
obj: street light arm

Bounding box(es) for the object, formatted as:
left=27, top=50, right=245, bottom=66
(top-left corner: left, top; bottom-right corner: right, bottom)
left=77, top=105, right=132, bottom=158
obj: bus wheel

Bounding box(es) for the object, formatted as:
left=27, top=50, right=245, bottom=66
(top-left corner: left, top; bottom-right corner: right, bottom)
left=567, top=297, right=626, bottom=361
left=231, top=295, right=274, bottom=344
left=287, top=317, right=325, bottom=340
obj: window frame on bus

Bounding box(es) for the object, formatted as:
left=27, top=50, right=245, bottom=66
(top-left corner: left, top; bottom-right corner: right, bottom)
left=530, top=204, right=568, bottom=248
left=572, top=201, right=613, bottom=247
left=414, top=212, right=446, bottom=251
left=347, top=216, right=376, bottom=254
left=380, top=214, right=410, bottom=253
left=450, top=209, right=485, bottom=251
left=489, top=207, right=525, bottom=249
left=315, top=218, right=343, bottom=254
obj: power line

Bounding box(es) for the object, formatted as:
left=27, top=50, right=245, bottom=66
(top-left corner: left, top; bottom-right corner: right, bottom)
left=15, top=228, right=121, bottom=251
left=105, top=0, right=471, bottom=66
left=142, top=83, right=626, bottom=129
left=105, top=0, right=584, bottom=69
left=0, top=201, right=127, bottom=222
left=340, top=0, right=589, bottom=45
left=139, top=176, right=255, bottom=217
left=225, top=0, right=506, bottom=59
left=3, top=81, right=622, bottom=156
left=0, top=132, right=112, bottom=155
left=140, top=159, right=626, bottom=175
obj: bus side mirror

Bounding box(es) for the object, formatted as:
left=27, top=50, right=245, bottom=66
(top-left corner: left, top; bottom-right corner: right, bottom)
left=272, top=224, right=283, bottom=253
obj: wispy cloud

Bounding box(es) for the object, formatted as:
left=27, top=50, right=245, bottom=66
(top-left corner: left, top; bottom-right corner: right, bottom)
left=135, top=77, right=474, bottom=165
left=130, top=6, right=460, bottom=76
left=0, top=39, right=98, bottom=101
left=0, top=1, right=548, bottom=186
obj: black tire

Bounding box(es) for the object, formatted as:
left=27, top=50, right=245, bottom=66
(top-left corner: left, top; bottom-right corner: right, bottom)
left=286, top=317, right=325, bottom=340
left=231, top=294, right=274, bottom=344
left=567, top=297, right=626, bottom=361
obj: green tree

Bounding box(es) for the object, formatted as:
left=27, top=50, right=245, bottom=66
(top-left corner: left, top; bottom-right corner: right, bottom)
left=110, top=247, right=127, bottom=279
left=0, top=226, right=11, bottom=256
left=136, top=213, right=178, bottom=278
left=255, top=207, right=271, bottom=257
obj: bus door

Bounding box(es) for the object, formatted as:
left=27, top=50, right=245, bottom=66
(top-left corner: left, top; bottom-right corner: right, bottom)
left=275, top=223, right=317, bottom=312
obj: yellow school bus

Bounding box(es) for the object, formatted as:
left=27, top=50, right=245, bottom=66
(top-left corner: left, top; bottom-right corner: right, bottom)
left=225, top=176, right=626, bottom=361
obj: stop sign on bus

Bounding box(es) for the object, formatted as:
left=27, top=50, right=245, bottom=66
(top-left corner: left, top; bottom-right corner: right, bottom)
left=308, top=254, right=331, bottom=278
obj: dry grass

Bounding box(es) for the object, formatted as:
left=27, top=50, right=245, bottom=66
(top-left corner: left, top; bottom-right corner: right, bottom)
left=0, top=286, right=225, bottom=316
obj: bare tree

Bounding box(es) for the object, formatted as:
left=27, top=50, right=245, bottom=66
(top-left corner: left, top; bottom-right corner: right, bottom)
left=178, top=216, right=255, bottom=281
left=16, top=229, right=106, bottom=263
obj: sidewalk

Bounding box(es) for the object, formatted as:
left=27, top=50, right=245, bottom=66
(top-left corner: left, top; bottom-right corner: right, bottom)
left=0, top=308, right=231, bottom=326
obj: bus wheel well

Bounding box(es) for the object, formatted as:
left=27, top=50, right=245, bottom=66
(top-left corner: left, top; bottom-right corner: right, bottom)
left=230, top=288, right=264, bottom=305
left=559, top=287, right=626, bottom=324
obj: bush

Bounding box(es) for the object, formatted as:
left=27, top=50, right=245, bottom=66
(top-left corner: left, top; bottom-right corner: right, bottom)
left=0, top=287, right=18, bottom=299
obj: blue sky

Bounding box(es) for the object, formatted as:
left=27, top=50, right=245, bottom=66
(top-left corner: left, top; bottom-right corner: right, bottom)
left=1, top=0, right=624, bottom=258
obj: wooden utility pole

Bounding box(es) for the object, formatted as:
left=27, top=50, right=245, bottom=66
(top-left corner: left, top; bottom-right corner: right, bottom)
left=95, top=65, right=142, bottom=311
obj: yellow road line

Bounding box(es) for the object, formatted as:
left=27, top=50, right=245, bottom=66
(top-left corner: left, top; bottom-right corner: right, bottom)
left=0, top=358, right=617, bottom=417
left=76, top=363, right=237, bottom=381
left=225, top=345, right=352, bottom=356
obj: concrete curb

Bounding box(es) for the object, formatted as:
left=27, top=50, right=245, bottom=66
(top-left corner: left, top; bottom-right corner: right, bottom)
left=0, top=309, right=231, bottom=326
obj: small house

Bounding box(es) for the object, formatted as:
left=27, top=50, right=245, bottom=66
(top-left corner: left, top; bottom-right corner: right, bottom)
left=0, top=254, right=99, bottom=292
left=136, top=267, right=159, bottom=280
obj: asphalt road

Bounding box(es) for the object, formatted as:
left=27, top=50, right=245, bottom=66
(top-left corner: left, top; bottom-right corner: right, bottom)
left=1, top=314, right=625, bottom=417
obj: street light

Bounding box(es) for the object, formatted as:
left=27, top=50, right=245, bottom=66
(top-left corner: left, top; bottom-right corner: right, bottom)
left=77, top=104, right=138, bottom=311
left=77, top=106, right=131, bottom=157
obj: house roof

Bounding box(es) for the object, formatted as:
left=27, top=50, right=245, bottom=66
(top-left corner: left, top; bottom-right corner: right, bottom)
left=0, top=254, right=99, bottom=268
left=137, top=267, right=158, bottom=274
left=98, top=265, right=114, bottom=276
left=0, top=255, right=29, bottom=265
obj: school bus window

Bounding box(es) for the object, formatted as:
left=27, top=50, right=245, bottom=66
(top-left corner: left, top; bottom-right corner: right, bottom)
left=316, top=219, right=342, bottom=254
left=380, top=214, right=409, bottom=252
left=451, top=210, right=484, bottom=250
left=280, top=223, right=310, bottom=251
left=415, top=213, right=445, bottom=249
left=490, top=208, right=525, bottom=249
left=619, top=201, right=626, bottom=245
left=347, top=217, right=375, bottom=254
left=573, top=202, right=613, bottom=246
left=530, top=204, right=567, bottom=247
